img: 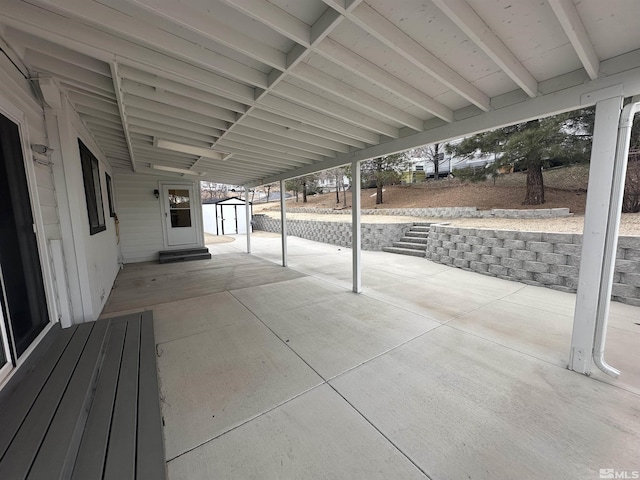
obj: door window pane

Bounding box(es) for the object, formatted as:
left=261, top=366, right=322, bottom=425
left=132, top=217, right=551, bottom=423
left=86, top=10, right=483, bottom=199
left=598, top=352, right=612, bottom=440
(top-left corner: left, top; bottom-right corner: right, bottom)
left=169, top=189, right=192, bottom=227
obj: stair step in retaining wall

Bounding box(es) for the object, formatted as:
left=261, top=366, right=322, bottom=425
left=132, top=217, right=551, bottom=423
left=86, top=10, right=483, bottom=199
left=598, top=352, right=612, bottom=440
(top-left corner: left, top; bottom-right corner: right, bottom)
left=382, top=246, right=426, bottom=257
left=400, top=236, right=429, bottom=244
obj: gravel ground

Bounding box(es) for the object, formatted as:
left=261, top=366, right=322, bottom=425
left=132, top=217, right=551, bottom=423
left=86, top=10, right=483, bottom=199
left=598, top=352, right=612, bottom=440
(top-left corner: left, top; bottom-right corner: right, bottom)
left=256, top=210, right=640, bottom=236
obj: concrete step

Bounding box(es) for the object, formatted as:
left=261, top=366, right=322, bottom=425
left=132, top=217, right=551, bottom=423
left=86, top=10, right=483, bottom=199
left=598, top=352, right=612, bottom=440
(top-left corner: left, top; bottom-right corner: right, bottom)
left=158, top=248, right=212, bottom=264
left=412, top=222, right=434, bottom=227
left=404, top=231, right=429, bottom=238
left=392, top=241, right=427, bottom=251
left=400, top=236, right=428, bottom=244
left=382, top=246, right=426, bottom=257
left=410, top=226, right=431, bottom=233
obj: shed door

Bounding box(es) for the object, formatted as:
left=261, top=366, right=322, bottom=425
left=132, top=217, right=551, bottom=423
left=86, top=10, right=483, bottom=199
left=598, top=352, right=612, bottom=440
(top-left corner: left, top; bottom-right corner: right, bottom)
left=221, top=204, right=238, bottom=234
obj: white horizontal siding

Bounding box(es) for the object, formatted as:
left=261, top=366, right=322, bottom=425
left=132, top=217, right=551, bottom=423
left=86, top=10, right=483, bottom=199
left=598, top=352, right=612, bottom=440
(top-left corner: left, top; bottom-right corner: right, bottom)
left=114, top=170, right=167, bottom=263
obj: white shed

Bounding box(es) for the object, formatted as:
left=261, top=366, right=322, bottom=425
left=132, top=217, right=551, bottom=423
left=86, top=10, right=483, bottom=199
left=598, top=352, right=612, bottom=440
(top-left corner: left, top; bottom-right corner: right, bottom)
left=202, top=197, right=252, bottom=235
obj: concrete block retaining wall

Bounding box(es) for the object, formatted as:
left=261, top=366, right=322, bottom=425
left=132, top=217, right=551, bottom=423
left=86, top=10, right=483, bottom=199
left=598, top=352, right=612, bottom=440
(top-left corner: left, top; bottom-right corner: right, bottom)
left=252, top=214, right=412, bottom=251
left=426, top=225, right=640, bottom=306
left=279, top=206, right=571, bottom=219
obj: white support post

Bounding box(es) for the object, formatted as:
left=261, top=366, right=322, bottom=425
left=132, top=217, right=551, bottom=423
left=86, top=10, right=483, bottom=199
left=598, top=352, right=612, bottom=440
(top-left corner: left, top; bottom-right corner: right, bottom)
left=351, top=160, right=362, bottom=293
left=569, top=95, right=623, bottom=375
left=280, top=179, right=288, bottom=267
left=245, top=185, right=251, bottom=254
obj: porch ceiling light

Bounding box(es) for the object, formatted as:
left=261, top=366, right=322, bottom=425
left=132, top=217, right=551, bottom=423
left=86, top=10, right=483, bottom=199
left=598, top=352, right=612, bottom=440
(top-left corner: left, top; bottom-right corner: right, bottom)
left=154, top=138, right=226, bottom=160
left=152, top=164, right=205, bottom=176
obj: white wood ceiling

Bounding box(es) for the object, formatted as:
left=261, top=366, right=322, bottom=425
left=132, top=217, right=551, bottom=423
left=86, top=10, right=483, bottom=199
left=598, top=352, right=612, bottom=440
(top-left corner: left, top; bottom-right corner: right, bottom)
left=2, top=0, right=640, bottom=185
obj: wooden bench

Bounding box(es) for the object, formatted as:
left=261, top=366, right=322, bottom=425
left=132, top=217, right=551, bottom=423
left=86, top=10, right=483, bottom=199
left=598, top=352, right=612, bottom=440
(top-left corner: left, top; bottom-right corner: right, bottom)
left=0, top=311, right=166, bottom=480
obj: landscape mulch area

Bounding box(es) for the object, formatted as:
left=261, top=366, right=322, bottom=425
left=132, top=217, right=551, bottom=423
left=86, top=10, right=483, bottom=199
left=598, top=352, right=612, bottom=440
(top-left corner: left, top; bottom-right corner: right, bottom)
left=284, top=183, right=588, bottom=214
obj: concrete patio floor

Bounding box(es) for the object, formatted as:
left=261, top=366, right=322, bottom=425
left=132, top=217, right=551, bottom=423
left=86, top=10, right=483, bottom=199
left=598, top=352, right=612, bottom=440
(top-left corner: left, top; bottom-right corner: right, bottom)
left=102, top=234, right=640, bottom=480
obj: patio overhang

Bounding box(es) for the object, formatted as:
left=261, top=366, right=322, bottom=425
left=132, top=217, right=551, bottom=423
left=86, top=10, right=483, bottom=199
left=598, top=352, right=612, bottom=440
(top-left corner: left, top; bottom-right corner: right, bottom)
left=2, top=0, right=640, bottom=186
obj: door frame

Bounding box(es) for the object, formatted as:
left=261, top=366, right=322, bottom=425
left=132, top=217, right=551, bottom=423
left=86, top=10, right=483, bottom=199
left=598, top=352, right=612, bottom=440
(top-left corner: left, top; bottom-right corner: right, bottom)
left=0, top=92, right=57, bottom=380
left=0, top=296, right=13, bottom=385
left=158, top=181, right=204, bottom=249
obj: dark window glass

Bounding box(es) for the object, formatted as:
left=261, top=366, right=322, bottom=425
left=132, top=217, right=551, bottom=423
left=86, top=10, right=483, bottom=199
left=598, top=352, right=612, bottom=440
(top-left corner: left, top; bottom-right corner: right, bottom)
left=78, top=140, right=106, bottom=235
left=105, top=173, right=116, bottom=217
left=168, top=189, right=192, bottom=227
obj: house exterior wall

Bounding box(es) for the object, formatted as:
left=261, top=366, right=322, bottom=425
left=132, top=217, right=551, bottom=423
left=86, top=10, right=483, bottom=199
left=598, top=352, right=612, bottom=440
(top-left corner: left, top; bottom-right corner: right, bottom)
left=0, top=54, right=120, bottom=331
left=65, top=102, right=120, bottom=320
left=114, top=172, right=201, bottom=263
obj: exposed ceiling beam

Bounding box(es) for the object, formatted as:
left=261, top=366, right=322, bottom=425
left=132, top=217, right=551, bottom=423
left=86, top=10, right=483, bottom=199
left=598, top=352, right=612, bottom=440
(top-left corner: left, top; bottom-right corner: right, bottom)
left=250, top=61, right=640, bottom=186
left=431, top=0, right=538, bottom=98
left=24, top=49, right=114, bottom=94
left=122, top=0, right=421, bottom=132
left=273, top=82, right=400, bottom=137
left=120, top=80, right=237, bottom=124
left=128, top=117, right=219, bottom=144
left=131, top=127, right=212, bottom=148
left=110, top=61, right=136, bottom=171
left=27, top=0, right=268, bottom=88
left=7, top=27, right=111, bottom=76
left=217, top=0, right=311, bottom=46
left=315, top=39, right=453, bottom=122
left=189, top=0, right=355, bottom=171
left=1, top=2, right=256, bottom=103
left=250, top=109, right=365, bottom=148
left=117, top=65, right=248, bottom=113
left=548, top=0, right=599, bottom=80
left=215, top=139, right=319, bottom=165
left=67, top=91, right=118, bottom=114
left=126, top=108, right=224, bottom=138
left=222, top=131, right=328, bottom=161
left=230, top=125, right=336, bottom=157
left=128, top=0, right=286, bottom=70
left=291, top=63, right=423, bottom=131
left=259, top=95, right=379, bottom=144
left=335, top=2, right=490, bottom=111
left=240, top=116, right=351, bottom=153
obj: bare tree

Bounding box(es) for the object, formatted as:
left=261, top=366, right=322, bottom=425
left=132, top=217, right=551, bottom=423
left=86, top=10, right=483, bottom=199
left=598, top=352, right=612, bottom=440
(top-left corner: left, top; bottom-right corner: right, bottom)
left=403, top=143, right=449, bottom=180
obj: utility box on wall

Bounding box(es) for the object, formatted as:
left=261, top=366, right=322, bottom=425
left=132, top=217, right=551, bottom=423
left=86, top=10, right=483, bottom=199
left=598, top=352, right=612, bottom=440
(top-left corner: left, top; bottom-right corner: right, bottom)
left=202, top=197, right=252, bottom=235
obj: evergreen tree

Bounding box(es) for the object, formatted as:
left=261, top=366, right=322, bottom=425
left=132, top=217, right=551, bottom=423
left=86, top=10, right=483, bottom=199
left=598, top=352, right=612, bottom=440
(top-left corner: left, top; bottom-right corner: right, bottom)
left=360, top=154, right=409, bottom=204
left=448, top=109, right=593, bottom=205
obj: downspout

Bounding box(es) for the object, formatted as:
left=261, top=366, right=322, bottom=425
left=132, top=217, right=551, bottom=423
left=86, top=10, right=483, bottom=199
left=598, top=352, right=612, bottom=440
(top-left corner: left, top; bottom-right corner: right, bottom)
left=593, top=98, right=640, bottom=377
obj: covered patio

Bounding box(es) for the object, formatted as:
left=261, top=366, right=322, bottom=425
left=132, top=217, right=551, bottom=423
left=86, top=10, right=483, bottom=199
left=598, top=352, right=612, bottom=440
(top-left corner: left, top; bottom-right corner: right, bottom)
left=1, top=0, right=640, bottom=478
left=101, top=235, right=640, bottom=479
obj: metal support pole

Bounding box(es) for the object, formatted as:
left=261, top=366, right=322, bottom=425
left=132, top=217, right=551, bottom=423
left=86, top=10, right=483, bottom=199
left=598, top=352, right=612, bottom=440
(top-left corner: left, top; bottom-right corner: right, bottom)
left=569, top=95, right=624, bottom=375
left=351, top=160, right=362, bottom=293
left=244, top=185, right=251, bottom=254
left=280, top=179, right=288, bottom=267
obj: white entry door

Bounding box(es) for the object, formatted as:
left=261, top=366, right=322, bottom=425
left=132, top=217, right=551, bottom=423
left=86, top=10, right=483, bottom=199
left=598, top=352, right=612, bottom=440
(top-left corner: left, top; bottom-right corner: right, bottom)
left=163, top=184, right=199, bottom=246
